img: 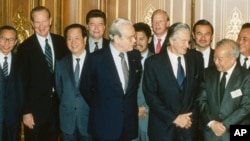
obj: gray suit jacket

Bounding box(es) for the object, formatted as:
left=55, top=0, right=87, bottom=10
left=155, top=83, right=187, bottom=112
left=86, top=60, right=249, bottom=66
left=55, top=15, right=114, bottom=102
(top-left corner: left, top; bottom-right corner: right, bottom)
left=198, top=63, right=250, bottom=141
left=55, top=53, right=90, bottom=135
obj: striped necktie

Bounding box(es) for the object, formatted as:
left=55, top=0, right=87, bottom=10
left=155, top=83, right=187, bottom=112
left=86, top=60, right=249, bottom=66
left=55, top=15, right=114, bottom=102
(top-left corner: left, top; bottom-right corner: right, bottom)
left=45, top=39, right=53, bottom=73
left=3, top=56, right=8, bottom=77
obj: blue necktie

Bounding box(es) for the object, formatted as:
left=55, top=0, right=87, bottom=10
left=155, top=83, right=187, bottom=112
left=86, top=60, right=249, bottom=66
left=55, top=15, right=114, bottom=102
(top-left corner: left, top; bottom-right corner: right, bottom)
left=74, top=58, right=80, bottom=86
left=3, top=56, right=8, bottom=77
left=45, top=39, right=53, bottom=73
left=177, top=57, right=184, bottom=90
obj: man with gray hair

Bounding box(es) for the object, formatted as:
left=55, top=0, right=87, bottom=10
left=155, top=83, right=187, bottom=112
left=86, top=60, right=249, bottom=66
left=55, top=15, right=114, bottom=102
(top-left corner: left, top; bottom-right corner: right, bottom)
left=198, top=39, right=250, bottom=141
left=81, top=18, right=142, bottom=141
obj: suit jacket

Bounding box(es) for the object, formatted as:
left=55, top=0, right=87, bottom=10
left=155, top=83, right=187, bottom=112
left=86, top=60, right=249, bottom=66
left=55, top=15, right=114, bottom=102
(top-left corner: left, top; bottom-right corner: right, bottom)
left=55, top=53, right=90, bottom=135
left=207, top=48, right=215, bottom=68
left=81, top=46, right=142, bottom=140
left=18, top=33, right=69, bottom=124
left=85, top=37, right=109, bottom=53
left=137, top=50, right=154, bottom=132
left=148, top=35, right=168, bottom=54
left=2, top=53, right=23, bottom=127
left=143, top=49, right=204, bottom=141
left=198, top=64, right=250, bottom=141
left=0, top=65, right=4, bottom=140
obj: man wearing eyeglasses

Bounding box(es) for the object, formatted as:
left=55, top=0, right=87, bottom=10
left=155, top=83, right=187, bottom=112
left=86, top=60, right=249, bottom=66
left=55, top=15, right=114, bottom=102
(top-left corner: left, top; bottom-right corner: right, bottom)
left=0, top=25, right=22, bottom=141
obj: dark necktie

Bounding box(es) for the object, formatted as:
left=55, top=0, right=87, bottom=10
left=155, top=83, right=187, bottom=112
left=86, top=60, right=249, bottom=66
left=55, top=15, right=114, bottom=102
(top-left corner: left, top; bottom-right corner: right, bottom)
left=177, top=57, right=184, bottom=90
left=94, top=42, right=99, bottom=51
left=3, top=56, right=8, bottom=77
left=220, top=72, right=227, bottom=102
left=74, top=58, right=80, bottom=86
left=119, top=53, right=129, bottom=91
left=45, top=39, right=53, bottom=73
left=243, top=57, right=248, bottom=69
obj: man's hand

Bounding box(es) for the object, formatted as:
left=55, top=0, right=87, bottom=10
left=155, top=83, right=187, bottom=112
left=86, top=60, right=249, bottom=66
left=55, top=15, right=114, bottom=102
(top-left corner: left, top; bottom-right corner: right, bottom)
left=23, top=113, right=35, bottom=129
left=210, top=121, right=226, bottom=136
left=173, top=112, right=192, bottom=129
left=138, top=106, right=147, bottom=119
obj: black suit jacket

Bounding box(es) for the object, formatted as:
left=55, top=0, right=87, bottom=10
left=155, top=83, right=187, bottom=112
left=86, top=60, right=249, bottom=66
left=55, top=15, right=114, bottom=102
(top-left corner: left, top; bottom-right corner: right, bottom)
left=18, top=33, right=69, bottom=124
left=148, top=35, right=168, bottom=54
left=85, top=37, right=109, bottom=53
left=208, top=48, right=215, bottom=68
left=198, top=64, right=250, bottom=141
left=81, top=46, right=142, bottom=140
left=143, top=49, right=204, bottom=141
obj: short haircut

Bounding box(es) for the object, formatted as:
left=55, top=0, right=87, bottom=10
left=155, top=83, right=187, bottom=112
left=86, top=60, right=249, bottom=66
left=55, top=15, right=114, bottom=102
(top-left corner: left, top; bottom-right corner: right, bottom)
left=133, top=22, right=152, bottom=38
left=30, top=6, right=51, bottom=21
left=192, top=19, right=214, bottom=35
left=151, top=9, right=169, bottom=22
left=215, top=39, right=239, bottom=58
left=109, top=18, right=133, bottom=41
left=86, top=9, right=106, bottom=25
left=166, top=22, right=190, bottom=46
left=0, top=25, right=18, bottom=39
left=240, top=22, right=250, bottom=30
left=64, top=24, right=87, bottom=38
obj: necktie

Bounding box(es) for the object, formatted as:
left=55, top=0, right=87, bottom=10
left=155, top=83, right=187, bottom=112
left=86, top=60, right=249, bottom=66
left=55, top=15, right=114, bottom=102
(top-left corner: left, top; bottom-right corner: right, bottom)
left=177, top=57, right=184, bottom=90
left=243, top=57, right=248, bottom=69
left=94, top=42, right=99, bottom=51
left=220, top=72, right=227, bottom=102
left=74, top=58, right=80, bottom=86
left=45, top=39, right=53, bottom=73
left=3, top=56, right=8, bottom=77
left=155, top=38, right=161, bottom=54
left=119, top=53, right=129, bottom=91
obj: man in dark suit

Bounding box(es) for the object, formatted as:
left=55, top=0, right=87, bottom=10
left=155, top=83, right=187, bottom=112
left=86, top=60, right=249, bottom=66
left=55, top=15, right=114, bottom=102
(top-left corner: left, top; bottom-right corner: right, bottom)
left=18, top=6, right=69, bottom=141
left=0, top=25, right=22, bottom=141
left=132, top=22, right=153, bottom=141
left=198, top=39, right=250, bottom=141
left=148, top=9, right=170, bottom=54
left=192, top=19, right=215, bottom=68
left=85, top=9, right=109, bottom=53
left=55, top=24, right=91, bottom=141
left=237, top=23, right=250, bottom=69
left=143, top=22, right=204, bottom=141
left=0, top=65, right=3, bottom=141
left=81, top=18, right=142, bottom=141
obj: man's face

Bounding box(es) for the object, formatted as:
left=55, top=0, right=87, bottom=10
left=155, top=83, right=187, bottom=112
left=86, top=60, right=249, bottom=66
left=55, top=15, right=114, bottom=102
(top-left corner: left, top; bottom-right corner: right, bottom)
left=193, top=25, right=213, bottom=49
left=237, top=28, right=250, bottom=56
left=66, top=28, right=86, bottom=56
left=0, top=29, right=17, bottom=55
left=134, top=31, right=151, bottom=54
left=169, top=29, right=190, bottom=56
left=87, top=17, right=106, bottom=40
left=214, top=46, right=236, bottom=72
left=115, top=24, right=136, bottom=52
left=31, top=10, right=52, bottom=37
left=151, top=12, right=170, bottom=37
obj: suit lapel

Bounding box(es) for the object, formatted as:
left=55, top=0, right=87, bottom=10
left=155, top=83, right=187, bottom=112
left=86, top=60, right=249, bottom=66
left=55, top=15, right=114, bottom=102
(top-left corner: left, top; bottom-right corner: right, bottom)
left=65, top=55, right=76, bottom=86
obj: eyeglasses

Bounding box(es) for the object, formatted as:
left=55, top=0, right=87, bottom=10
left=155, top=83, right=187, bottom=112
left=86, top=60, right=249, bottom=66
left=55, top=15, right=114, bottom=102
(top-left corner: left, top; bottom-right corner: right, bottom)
left=0, top=36, right=16, bottom=44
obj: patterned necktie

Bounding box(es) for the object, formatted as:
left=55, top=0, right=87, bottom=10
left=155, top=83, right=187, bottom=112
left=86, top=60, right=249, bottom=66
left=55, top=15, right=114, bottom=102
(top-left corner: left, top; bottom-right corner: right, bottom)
left=119, top=53, right=129, bottom=91
left=45, top=39, right=53, bottom=73
left=243, top=57, right=248, bottom=69
left=74, top=58, right=80, bottom=86
left=94, top=42, right=99, bottom=51
left=3, top=56, right=8, bottom=77
left=177, top=57, right=184, bottom=90
left=155, top=38, right=161, bottom=54
left=220, top=72, right=227, bottom=102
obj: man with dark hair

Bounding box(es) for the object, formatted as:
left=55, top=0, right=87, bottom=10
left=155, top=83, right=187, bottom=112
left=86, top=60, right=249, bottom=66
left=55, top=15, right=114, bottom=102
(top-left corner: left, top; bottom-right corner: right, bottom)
left=0, top=25, right=22, bottom=141
left=143, top=22, right=204, bottom=141
left=18, top=6, right=69, bottom=141
left=192, top=19, right=215, bottom=68
left=85, top=9, right=109, bottom=53
left=237, top=22, right=250, bottom=69
left=133, top=22, right=153, bottom=141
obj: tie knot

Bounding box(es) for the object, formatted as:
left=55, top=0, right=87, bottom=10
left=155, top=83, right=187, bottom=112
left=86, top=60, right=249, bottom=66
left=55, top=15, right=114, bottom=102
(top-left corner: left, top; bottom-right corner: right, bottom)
left=76, top=58, right=80, bottom=62
left=119, top=53, right=125, bottom=58
left=4, top=56, right=7, bottom=60
left=177, top=56, right=181, bottom=62
left=45, top=38, right=48, bottom=43
left=95, top=42, right=98, bottom=45
left=158, top=38, right=161, bottom=42
left=222, top=72, right=228, bottom=77
left=245, top=57, right=248, bottom=61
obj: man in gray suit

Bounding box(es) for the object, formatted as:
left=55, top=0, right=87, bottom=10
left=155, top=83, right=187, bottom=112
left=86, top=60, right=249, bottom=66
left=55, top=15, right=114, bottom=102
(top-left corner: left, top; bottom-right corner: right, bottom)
left=132, top=22, right=153, bottom=141
left=55, top=24, right=91, bottom=141
left=198, top=39, right=250, bottom=141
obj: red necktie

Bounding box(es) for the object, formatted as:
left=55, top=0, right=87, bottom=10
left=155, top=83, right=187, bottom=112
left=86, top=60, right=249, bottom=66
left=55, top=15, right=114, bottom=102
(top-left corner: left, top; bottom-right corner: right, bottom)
left=156, top=38, right=161, bottom=54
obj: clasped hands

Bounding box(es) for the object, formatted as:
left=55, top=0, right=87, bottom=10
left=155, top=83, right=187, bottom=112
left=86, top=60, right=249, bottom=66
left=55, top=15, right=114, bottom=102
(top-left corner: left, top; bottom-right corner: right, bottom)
left=173, top=112, right=192, bottom=129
